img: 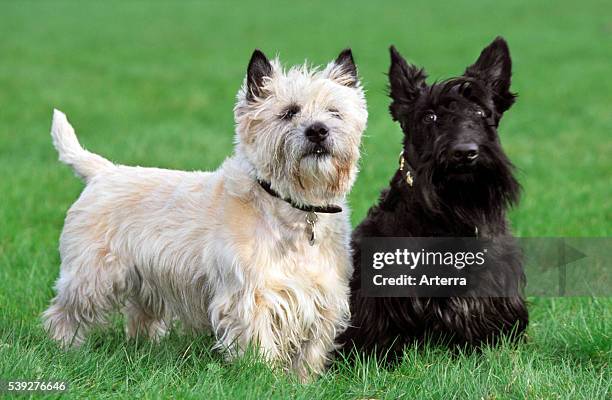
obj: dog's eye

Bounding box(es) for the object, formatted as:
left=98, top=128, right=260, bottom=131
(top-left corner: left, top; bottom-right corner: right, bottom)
left=328, top=108, right=342, bottom=119
left=475, top=108, right=486, bottom=118
left=422, top=111, right=437, bottom=124
left=279, top=105, right=300, bottom=120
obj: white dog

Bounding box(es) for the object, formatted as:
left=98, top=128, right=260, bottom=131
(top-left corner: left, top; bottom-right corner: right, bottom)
left=43, top=49, right=367, bottom=381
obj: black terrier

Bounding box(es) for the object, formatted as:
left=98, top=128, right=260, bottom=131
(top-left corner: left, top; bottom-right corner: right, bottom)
left=340, top=37, right=528, bottom=359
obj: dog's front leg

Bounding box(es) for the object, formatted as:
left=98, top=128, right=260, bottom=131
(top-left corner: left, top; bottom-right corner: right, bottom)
left=291, top=337, right=334, bottom=383
left=209, top=292, right=291, bottom=369
left=292, top=301, right=349, bottom=383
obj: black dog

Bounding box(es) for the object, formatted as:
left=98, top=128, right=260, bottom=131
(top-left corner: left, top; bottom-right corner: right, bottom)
left=340, top=37, right=528, bottom=359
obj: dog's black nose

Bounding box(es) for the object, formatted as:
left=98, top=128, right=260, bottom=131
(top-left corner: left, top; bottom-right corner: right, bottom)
left=451, top=142, right=479, bottom=164
left=305, top=122, right=329, bottom=143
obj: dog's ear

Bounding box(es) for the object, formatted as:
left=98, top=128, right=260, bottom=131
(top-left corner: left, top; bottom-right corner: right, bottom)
left=388, top=46, right=427, bottom=121
left=327, top=48, right=358, bottom=87
left=464, top=37, right=516, bottom=112
left=247, top=49, right=273, bottom=101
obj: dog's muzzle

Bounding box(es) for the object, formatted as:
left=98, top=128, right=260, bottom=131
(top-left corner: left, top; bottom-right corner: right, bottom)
left=302, top=122, right=332, bottom=158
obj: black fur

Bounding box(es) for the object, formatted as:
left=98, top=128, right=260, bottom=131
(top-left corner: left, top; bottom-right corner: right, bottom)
left=340, top=37, right=528, bottom=359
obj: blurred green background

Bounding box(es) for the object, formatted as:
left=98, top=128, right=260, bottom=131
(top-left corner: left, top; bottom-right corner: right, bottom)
left=0, top=1, right=610, bottom=398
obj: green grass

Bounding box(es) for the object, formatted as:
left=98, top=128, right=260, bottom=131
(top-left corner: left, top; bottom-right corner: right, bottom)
left=0, top=1, right=610, bottom=398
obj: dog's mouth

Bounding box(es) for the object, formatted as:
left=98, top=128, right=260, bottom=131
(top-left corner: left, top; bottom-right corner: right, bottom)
left=434, top=161, right=480, bottom=183
left=449, top=161, right=478, bottom=174
left=303, top=144, right=331, bottom=159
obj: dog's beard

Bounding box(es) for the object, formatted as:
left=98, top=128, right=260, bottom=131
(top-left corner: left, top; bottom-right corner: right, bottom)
left=286, top=146, right=354, bottom=205
left=299, top=153, right=351, bottom=191
left=417, top=143, right=520, bottom=221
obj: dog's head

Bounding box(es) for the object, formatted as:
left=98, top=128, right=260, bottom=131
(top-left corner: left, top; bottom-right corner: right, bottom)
left=235, top=49, right=367, bottom=207
left=388, top=37, right=520, bottom=210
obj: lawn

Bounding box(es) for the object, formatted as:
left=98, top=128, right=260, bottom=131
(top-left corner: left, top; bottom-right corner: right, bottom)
left=0, top=0, right=610, bottom=398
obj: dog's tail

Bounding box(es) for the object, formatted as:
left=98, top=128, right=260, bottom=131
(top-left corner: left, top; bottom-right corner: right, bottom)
left=50, top=109, right=114, bottom=182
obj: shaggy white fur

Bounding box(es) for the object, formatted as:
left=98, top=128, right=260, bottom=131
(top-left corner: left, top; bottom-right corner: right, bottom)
left=42, top=50, right=367, bottom=382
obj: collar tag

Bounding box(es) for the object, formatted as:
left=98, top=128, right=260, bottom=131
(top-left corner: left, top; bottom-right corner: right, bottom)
left=305, top=212, right=318, bottom=246
left=405, top=170, right=414, bottom=186
left=399, top=150, right=415, bottom=187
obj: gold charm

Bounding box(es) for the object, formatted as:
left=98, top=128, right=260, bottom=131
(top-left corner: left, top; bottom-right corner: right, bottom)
left=399, top=150, right=414, bottom=187
left=405, top=171, right=414, bottom=186
left=305, top=212, right=318, bottom=246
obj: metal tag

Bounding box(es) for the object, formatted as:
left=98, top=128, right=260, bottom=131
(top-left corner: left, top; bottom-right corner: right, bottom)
left=405, top=171, right=414, bottom=186
left=305, top=212, right=318, bottom=246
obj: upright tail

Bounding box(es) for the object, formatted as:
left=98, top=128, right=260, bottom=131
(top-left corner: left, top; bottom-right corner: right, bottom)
left=50, top=109, right=114, bottom=182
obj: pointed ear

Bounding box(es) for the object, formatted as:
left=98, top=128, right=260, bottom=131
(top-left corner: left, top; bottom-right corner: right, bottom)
left=246, top=49, right=273, bottom=101
left=328, top=48, right=358, bottom=87
left=464, top=37, right=515, bottom=112
left=388, top=46, right=427, bottom=120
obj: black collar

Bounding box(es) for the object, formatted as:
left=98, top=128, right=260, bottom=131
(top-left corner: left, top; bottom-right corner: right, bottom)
left=257, top=180, right=342, bottom=214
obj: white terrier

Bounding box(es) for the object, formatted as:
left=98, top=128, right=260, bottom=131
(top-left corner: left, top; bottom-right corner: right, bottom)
left=43, top=49, right=367, bottom=381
